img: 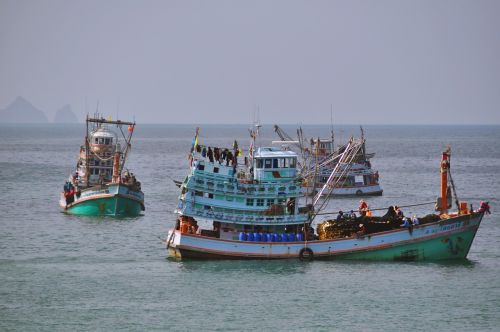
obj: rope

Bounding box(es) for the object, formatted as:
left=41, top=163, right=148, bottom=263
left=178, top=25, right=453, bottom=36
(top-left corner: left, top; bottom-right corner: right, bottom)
left=448, top=168, right=461, bottom=210
left=314, top=201, right=436, bottom=216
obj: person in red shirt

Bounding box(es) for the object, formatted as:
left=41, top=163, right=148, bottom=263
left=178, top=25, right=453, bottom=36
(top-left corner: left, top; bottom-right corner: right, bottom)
left=359, top=200, right=368, bottom=216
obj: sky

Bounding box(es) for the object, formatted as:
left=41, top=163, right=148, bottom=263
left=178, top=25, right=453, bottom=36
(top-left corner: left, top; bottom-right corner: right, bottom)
left=1, top=0, right=499, bottom=124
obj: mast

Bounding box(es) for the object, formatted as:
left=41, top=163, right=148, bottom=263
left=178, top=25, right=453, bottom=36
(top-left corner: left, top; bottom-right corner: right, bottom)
left=85, top=114, right=90, bottom=187
left=440, top=147, right=451, bottom=214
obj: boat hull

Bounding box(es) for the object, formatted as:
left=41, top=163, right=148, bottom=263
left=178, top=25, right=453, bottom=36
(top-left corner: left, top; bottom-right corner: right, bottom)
left=166, top=212, right=483, bottom=261
left=305, top=184, right=383, bottom=196
left=61, top=184, right=144, bottom=217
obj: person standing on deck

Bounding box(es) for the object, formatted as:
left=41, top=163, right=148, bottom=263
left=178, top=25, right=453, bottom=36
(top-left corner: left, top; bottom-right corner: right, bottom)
left=207, top=147, right=214, bottom=163
left=359, top=200, right=368, bottom=216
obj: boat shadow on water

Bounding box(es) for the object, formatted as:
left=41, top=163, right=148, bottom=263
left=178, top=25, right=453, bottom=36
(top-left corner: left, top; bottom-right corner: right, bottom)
left=60, top=212, right=144, bottom=223
left=169, top=258, right=312, bottom=275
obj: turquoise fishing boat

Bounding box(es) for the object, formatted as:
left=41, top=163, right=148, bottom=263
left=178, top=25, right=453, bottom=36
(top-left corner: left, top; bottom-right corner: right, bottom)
left=60, top=115, right=145, bottom=217
left=165, top=128, right=490, bottom=261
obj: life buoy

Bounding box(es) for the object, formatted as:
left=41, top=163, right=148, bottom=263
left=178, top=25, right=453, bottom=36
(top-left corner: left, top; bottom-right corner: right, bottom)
left=299, top=247, right=314, bottom=261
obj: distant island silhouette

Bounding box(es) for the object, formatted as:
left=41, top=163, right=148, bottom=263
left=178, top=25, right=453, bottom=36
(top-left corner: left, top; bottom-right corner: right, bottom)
left=0, top=97, right=78, bottom=123
left=54, top=104, right=78, bottom=123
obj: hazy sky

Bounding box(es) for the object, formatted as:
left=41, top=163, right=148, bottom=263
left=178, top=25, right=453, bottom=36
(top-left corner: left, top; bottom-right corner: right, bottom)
left=1, top=0, right=499, bottom=124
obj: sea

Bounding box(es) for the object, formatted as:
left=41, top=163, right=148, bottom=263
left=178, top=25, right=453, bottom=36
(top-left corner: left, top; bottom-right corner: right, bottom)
left=0, top=124, right=499, bottom=331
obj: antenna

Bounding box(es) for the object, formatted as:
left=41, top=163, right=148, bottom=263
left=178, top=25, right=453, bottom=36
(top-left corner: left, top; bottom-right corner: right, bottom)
left=116, top=97, right=120, bottom=121
left=330, top=104, right=334, bottom=136
left=330, top=104, right=334, bottom=153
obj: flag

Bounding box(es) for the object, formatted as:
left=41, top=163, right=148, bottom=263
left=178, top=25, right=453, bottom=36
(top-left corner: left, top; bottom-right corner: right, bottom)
left=193, top=127, right=199, bottom=150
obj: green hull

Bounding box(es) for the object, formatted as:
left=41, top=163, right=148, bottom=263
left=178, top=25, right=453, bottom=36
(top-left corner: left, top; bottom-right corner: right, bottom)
left=325, top=226, right=479, bottom=261
left=66, top=196, right=143, bottom=217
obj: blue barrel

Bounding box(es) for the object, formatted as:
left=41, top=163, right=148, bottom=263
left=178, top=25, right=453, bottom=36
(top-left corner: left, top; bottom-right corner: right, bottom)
left=287, top=233, right=295, bottom=242
left=260, top=233, right=267, bottom=242
left=247, top=232, right=255, bottom=241
left=254, top=233, right=261, bottom=242
left=239, top=232, right=247, bottom=241
left=266, top=233, right=273, bottom=242
left=296, top=233, right=303, bottom=241
left=272, top=233, right=279, bottom=242
left=280, top=233, right=287, bottom=242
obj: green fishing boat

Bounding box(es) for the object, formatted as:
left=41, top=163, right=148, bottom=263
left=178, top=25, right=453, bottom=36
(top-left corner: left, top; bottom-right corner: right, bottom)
left=60, top=115, right=145, bottom=217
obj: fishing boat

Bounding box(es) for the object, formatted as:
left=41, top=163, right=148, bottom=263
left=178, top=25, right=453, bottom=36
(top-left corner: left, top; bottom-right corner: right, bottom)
left=165, top=129, right=489, bottom=261
left=273, top=125, right=382, bottom=196
left=59, top=115, right=145, bottom=216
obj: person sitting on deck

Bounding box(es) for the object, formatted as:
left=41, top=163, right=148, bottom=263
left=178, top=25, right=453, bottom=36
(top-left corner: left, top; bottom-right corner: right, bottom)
left=412, top=215, right=420, bottom=225
left=395, top=206, right=404, bottom=218
left=401, top=217, right=411, bottom=228
left=356, top=224, right=367, bottom=238
left=349, top=210, right=357, bottom=220
left=336, top=210, right=344, bottom=222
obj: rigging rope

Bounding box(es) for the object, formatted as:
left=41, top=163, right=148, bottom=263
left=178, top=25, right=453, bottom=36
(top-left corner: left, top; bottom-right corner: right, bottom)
left=447, top=167, right=460, bottom=210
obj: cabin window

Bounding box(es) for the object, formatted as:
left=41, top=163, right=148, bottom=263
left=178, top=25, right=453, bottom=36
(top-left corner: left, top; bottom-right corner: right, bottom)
left=278, top=158, right=285, bottom=168
left=104, top=138, right=109, bottom=145
left=272, top=159, right=278, bottom=168
left=226, top=196, right=234, bottom=202
left=256, top=199, right=264, bottom=206
left=94, top=138, right=98, bottom=143
left=197, top=164, right=205, bottom=171
left=266, top=199, right=274, bottom=206
left=95, top=160, right=100, bottom=166
left=213, top=167, right=219, bottom=173
left=99, top=138, right=104, bottom=144
left=264, top=159, right=272, bottom=169
left=256, top=159, right=263, bottom=168
left=246, top=199, right=254, bottom=206
left=277, top=198, right=285, bottom=205
left=289, top=158, right=296, bottom=168
left=195, top=191, right=203, bottom=197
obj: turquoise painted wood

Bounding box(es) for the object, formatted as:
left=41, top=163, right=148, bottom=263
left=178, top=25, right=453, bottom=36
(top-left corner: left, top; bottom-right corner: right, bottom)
left=62, top=183, right=144, bottom=217
left=66, top=196, right=143, bottom=217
